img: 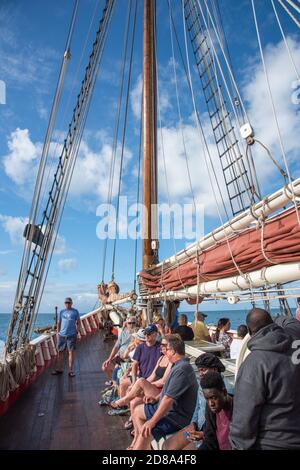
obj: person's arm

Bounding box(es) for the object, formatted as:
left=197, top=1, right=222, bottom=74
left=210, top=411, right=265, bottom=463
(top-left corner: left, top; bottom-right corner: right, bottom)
left=76, top=310, right=80, bottom=333
left=198, top=405, right=219, bottom=450
left=131, top=360, right=139, bottom=383
left=141, top=395, right=175, bottom=438
left=229, top=357, right=265, bottom=450
left=147, top=356, right=164, bottom=383
left=151, top=362, right=172, bottom=388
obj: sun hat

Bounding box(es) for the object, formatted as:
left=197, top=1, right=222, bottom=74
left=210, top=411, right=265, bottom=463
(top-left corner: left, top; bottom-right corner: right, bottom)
left=132, top=328, right=146, bottom=341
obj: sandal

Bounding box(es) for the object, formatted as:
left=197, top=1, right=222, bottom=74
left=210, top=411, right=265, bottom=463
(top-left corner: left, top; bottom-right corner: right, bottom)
left=130, top=429, right=135, bottom=437
left=68, top=371, right=76, bottom=377
left=51, top=370, right=63, bottom=375
left=124, top=419, right=133, bottom=430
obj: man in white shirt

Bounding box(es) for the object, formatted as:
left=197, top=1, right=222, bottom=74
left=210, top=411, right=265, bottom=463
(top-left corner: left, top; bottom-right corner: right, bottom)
left=230, top=324, right=248, bottom=360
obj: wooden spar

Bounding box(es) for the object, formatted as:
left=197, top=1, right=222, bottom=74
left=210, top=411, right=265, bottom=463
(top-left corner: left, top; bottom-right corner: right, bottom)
left=142, top=0, right=158, bottom=270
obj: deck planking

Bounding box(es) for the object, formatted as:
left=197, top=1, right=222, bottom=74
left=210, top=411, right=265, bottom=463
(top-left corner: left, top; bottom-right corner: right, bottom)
left=0, top=332, right=131, bottom=450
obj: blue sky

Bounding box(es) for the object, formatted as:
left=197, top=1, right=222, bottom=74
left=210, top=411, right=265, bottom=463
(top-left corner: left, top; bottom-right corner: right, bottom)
left=0, top=0, right=300, bottom=314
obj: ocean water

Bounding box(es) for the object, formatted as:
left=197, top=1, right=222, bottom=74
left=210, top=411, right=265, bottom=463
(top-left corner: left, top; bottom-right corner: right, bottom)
left=0, top=308, right=296, bottom=343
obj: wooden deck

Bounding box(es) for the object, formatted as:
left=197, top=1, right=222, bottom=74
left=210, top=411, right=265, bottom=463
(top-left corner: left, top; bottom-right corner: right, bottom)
left=0, top=332, right=131, bottom=450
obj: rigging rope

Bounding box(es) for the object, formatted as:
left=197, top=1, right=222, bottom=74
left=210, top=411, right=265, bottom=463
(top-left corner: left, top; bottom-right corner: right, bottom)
left=101, top=0, right=133, bottom=282
left=271, top=0, right=300, bottom=80
left=251, top=0, right=300, bottom=228
left=168, top=0, right=197, bottom=216
left=111, top=0, right=138, bottom=280
left=182, top=0, right=256, bottom=297
left=278, top=0, right=300, bottom=28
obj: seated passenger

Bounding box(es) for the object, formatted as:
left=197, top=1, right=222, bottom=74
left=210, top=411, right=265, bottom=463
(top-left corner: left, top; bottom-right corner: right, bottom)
left=163, top=353, right=225, bottom=450
left=118, top=324, right=161, bottom=398
left=230, top=324, right=248, bottom=359
left=174, top=314, right=194, bottom=341
left=111, top=338, right=171, bottom=409
left=130, top=334, right=198, bottom=450
left=198, top=371, right=233, bottom=450
left=211, top=318, right=232, bottom=358
left=101, top=315, right=137, bottom=381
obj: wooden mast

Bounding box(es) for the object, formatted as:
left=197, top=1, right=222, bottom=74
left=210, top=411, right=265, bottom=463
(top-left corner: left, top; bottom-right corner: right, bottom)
left=142, top=0, right=158, bottom=270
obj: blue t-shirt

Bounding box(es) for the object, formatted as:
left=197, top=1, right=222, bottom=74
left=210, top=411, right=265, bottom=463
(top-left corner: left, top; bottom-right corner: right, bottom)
left=170, top=309, right=179, bottom=331
left=133, top=342, right=162, bottom=378
left=59, top=308, right=80, bottom=337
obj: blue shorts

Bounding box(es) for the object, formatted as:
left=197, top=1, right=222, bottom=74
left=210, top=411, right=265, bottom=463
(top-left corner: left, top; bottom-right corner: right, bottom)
left=144, top=402, right=180, bottom=441
left=57, top=334, right=77, bottom=352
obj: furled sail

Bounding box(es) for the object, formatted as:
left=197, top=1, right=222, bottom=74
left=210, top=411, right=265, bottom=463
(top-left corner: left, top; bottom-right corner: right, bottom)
left=139, top=205, right=300, bottom=294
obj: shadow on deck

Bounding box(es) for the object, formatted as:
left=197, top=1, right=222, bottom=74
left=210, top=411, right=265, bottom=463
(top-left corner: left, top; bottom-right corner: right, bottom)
left=0, top=332, right=131, bottom=450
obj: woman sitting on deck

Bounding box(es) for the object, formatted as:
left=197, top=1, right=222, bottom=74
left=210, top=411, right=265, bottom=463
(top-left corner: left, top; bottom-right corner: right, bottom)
left=211, top=318, right=232, bottom=358
left=110, top=338, right=172, bottom=412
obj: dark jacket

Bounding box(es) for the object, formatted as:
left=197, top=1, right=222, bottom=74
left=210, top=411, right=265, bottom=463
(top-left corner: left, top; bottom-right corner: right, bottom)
left=199, top=398, right=233, bottom=450
left=274, top=315, right=300, bottom=340
left=230, top=323, right=300, bottom=450
left=173, top=325, right=194, bottom=341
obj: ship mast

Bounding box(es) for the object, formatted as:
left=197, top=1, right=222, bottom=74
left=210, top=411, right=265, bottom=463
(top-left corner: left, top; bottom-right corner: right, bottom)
left=142, top=0, right=158, bottom=270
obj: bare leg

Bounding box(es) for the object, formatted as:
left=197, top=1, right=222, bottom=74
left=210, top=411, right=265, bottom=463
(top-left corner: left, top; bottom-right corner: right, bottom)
left=55, top=351, right=64, bottom=371
left=119, top=376, right=132, bottom=398
left=115, top=378, right=151, bottom=406
left=130, top=403, right=147, bottom=449
left=102, top=362, right=114, bottom=379
left=162, top=423, right=195, bottom=450
left=68, top=350, right=75, bottom=372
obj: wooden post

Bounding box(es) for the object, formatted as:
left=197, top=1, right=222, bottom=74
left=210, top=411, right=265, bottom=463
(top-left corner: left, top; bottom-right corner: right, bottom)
left=142, top=0, right=158, bottom=270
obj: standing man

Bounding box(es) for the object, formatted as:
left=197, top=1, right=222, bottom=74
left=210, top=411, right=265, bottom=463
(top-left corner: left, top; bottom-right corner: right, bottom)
left=192, top=312, right=211, bottom=342
left=230, top=308, right=300, bottom=450
left=52, top=297, right=80, bottom=377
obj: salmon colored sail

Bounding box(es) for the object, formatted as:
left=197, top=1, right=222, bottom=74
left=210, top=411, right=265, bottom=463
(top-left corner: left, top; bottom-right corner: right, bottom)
left=139, top=207, right=300, bottom=293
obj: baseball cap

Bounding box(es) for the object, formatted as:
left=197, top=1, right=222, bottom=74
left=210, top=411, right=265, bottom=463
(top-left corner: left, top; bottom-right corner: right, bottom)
left=144, top=324, right=158, bottom=335
left=132, top=328, right=146, bottom=341
left=65, top=297, right=73, bottom=303
left=197, top=311, right=207, bottom=318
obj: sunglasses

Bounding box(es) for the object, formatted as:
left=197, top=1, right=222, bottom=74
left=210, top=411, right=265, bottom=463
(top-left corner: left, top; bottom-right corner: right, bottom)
left=161, top=343, right=167, bottom=347
left=127, top=322, right=136, bottom=324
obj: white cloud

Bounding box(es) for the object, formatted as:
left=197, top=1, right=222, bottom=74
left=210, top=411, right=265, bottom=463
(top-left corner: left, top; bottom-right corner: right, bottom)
left=0, top=250, right=14, bottom=255
left=57, top=258, right=77, bottom=271
left=0, top=214, right=28, bottom=245
left=131, top=75, right=142, bottom=119
left=3, top=128, right=41, bottom=185
left=53, top=235, right=66, bottom=255
left=243, top=37, right=300, bottom=174
left=2, top=129, right=133, bottom=206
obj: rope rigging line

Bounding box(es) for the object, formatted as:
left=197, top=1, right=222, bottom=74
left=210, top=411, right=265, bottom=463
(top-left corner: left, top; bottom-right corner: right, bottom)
left=38, top=0, right=102, bottom=222
left=197, top=0, right=261, bottom=209
left=278, top=0, right=300, bottom=28
left=6, top=0, right=116, bottom=354
left=111, top=0, right=138, bottom=280
left=251, top=0, right=300, bottom=228
left=168, top=0, right=197, bottom=216
left=169, top=1, right=230, bottom=221
left=271, top=0, right=300, bottom=80
left=181, top=0, right=257, bottom=299
left=27, top=1, right=118, bottom=341
left=8, top=0, right=80, bottom=349
left=133, top=115, right=142, bottom=293
left=101, top=0, right=133, bottom=283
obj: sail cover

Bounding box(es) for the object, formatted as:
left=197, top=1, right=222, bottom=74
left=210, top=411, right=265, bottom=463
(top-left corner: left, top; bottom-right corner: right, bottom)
left=139, top=207, right=300, bottom=293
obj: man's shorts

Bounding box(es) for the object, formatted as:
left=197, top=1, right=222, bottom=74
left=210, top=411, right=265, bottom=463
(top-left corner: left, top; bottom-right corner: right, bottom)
left=144, top=402, right=180, bottom=441
left=57, top=334, right=77, bottom=352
